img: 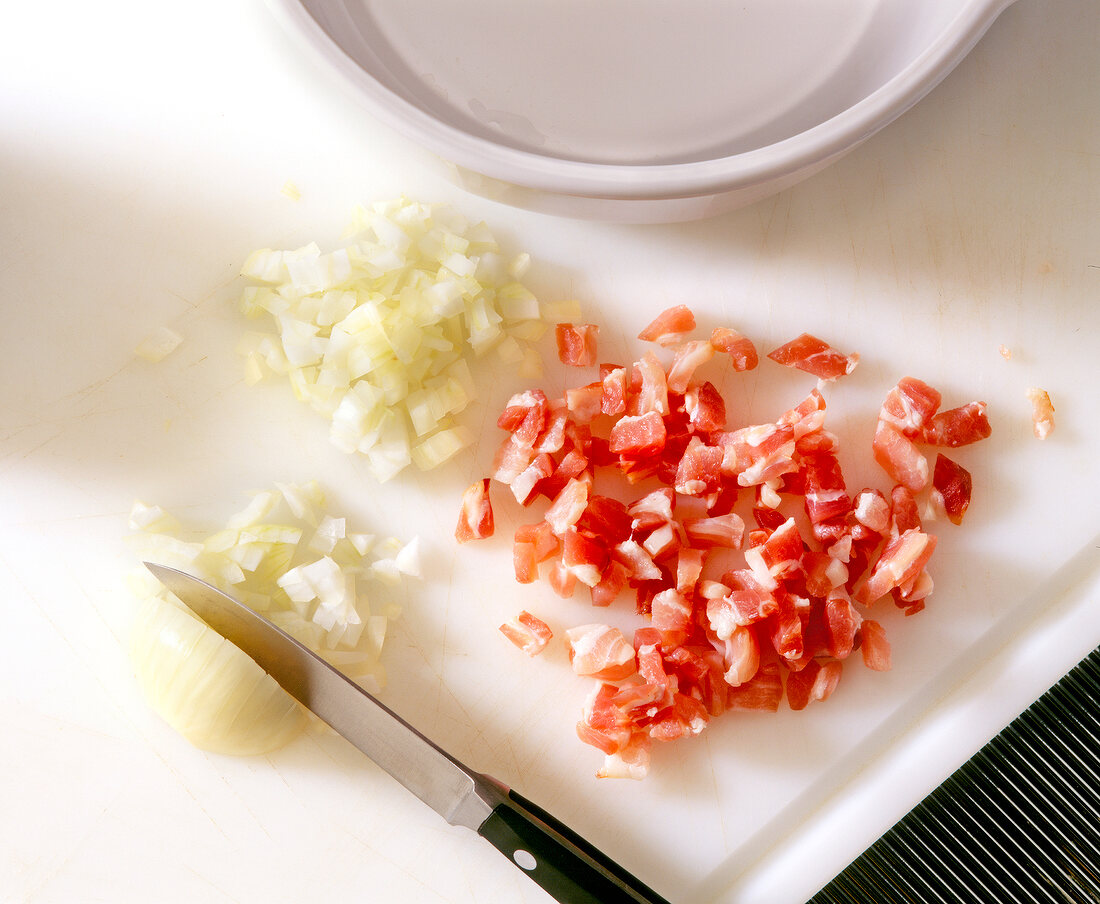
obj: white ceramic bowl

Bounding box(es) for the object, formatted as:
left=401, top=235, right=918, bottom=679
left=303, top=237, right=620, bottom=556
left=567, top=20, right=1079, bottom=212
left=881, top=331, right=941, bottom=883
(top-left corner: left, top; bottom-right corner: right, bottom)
left=268, top=0, right=1017, bottom=222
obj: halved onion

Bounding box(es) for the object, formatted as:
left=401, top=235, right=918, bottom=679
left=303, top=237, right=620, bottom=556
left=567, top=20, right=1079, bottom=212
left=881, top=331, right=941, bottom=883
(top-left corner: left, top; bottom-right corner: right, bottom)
left=129, top=595, right=307, bottom=755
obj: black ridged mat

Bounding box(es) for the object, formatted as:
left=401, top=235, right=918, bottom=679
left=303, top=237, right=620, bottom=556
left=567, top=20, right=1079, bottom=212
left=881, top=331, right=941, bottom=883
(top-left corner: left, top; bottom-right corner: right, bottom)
left=809, top=645, right=1100, bottom=904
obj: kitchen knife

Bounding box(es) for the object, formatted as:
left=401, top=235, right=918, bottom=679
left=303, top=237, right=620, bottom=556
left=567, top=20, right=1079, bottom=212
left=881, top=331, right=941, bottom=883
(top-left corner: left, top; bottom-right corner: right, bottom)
left=145, top=563, right=670, bottom=904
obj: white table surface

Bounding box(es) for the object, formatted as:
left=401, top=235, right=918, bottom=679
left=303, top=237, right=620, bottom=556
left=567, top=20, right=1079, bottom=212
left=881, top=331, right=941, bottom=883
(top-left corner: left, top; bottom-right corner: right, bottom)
left=3, top=2, right=1099, bottom=903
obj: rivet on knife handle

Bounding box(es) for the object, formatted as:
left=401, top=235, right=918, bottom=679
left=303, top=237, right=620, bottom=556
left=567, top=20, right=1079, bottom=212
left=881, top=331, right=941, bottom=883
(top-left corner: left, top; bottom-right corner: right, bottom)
left=478, top=789, right=670, bottom=904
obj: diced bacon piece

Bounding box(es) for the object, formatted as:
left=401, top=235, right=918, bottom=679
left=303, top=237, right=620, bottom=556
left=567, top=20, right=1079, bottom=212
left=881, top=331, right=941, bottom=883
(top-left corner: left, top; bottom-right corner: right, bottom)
left=566, top=382, right=604, bottom=424
left=767, top=333, right=859, bottom=380
left=492, top=436, right=536, bottom=485
left=893, top=568, right=934, bottom=615
left=804, top=550, right=846, bottom=597
left=567, top=624, right=637, bottom=680
left=683, top=513, right=745, bottom=549
left=532, top=402, right=569, bottom=454
left=796, top=431, right=840, bottom=457
left=1027, top=388, right=1055, bottom=439
left=500, top=611, right=553, bottom=656
left=509, top=452, right=556, bottom=505
left=578, top=683, right=633, bottom=754
left=922, top=401, right=991, bottom=447
left=513, top=540, right=537, bottom=584
left=722, top=625, right=761, bottom=687
left=536, top=448, right=589, bottom=500
left=824, top=590, right=862, bottom=659
left=695, top=648, right=730, bottom=717
left=613, top=677, right=670, bottom=717
left=600, top=366, right=630, bottom=417
left=890, top=485, right=921, bottom=536
left=745, top=529, right=769, bottom=551
left=638, top=305, right=696, bottom=345
left=642, top=522, right=680, bottom=560
left=719, top=423, right=798, bottom=487
left=710, top=571, right=777, bottom=633
left=811, top=519, right=849, bottom=547
left=513, top=523, right=558, bottom=567
left=675, top=547, right=705, bottom=595
left=586, top=436, right=614, bottom=468
left=855, top=528, right=937, bottom=605
left=752, top=504, right=787, bottom=532
left=555, top=323, right=599, bottom=367
left=726, top=661, right=782, bottom=712
left=853, top=488, right=891, bottom=534
left=547, top=560, right=577, bottom=598
left=705, top=597, right=737, bottom=640
left=757, top=480, right=782, bottom=510
left=562, top=528, right=608, bottom=588
left=636, top=352, right=670, bottom=416
left=575, top=496, right=632, bottom=546
left=455, top=478, right=494, bottom=543
left=619, top=457, right=659, bottom=485
left=609, top=411, right=666, bottom=458
left=860, top=620, right=891, bottom=670
left=827, top=533, right=853, bottom=565
left=564, top=419, right=592, bottom=454
left=666, top=340, right=715, bottom=393
left=664, top=645, right=710, bottom=691
left=786, top=659, right=843, bottom=710
left=596, top=732, right=652, bottom=780
left=648, top=693, right=709, bottom=742
left=613, top=539, right=663, bottom=582
left=759, top=517, right=804, bottom=579
left=768, top=591, right=804, bottom=662
left=710, top=327, right=759, bottom=371
left=801, top=450, right=852, bottom=525
left=674, top=438, right=724, bottom=496
left=496, top=389, right=550, bottom=448
left=705, top=484, right=739, bottom=518
left=629, top=487, right=676, bottom=522
left=777, top=388, right=827, bottom=439
left=591, top=560, right=631, bottom=607
left=878, top=377, right=941, bottom=437
left=873, top=420, right=930, bottom=492
left=545, top=477, right=589, bottom=536
left=650, top=588, right=692, bottom=645
left=684, top=380, right=727, bottom=433
left=931, top=454, right=973, bottom=525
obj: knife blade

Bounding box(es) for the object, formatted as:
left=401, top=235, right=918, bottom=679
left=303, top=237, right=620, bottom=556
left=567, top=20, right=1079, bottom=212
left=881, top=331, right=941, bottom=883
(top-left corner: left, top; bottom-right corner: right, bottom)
left=145, top=563, right=669, bottom=904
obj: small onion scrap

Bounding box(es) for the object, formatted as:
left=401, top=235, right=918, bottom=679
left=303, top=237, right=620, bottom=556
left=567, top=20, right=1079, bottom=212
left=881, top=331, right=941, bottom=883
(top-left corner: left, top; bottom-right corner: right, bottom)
left=237, top=198, right=557, bottom=482
left=127, top=481, right=420, bottom=755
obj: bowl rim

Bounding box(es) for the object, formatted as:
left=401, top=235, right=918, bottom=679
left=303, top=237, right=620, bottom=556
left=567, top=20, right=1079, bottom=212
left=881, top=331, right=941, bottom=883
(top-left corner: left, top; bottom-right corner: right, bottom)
left=268, top=0, right=1016, bottom=201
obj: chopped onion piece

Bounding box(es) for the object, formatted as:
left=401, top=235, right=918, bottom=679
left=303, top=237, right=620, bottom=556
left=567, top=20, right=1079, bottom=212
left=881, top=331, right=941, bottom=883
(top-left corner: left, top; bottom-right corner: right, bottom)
left=134, top=326, right=183, bottom=363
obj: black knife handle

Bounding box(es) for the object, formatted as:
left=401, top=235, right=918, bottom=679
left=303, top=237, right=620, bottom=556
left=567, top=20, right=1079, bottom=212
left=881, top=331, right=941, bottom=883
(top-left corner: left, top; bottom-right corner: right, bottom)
left=477, top=789, right=671, bottom=904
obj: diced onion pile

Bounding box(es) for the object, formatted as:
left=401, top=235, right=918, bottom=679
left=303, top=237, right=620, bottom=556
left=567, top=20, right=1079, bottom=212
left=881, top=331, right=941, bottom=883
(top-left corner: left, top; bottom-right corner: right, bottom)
left=236, top=198, right=558, bottom=481
left=459, top=306, right=992, bottom=779
left=128, top=481, right=420, bottom=753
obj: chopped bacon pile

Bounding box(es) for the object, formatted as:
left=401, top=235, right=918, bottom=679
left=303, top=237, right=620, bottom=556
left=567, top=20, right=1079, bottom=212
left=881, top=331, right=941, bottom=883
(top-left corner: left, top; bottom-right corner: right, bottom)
left=458, top=308, right=992, bottom=779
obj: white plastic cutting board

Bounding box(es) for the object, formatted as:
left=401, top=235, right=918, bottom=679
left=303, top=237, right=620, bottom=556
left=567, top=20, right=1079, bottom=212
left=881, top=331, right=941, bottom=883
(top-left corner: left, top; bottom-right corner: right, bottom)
left=2, top=1, right=1099, bottom=903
